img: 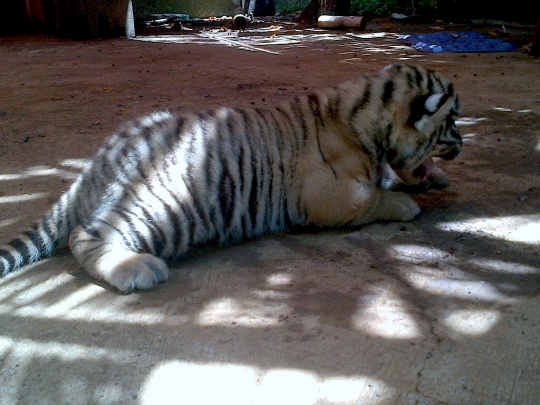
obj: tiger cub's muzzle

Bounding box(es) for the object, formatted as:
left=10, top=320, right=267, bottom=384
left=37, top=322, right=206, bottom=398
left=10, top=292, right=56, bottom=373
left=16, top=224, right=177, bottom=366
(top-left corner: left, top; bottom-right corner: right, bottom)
left=438, top=145, right=461, bottom=161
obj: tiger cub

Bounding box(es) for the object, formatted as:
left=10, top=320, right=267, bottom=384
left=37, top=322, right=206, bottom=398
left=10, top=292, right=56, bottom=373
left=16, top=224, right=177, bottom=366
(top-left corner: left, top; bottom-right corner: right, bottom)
left=0, top=64, right=461, bottom=292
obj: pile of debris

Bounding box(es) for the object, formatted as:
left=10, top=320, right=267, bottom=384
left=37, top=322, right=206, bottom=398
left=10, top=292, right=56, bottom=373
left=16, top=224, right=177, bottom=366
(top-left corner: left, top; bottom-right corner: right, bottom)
left=135, top=13, right=278, bottom=35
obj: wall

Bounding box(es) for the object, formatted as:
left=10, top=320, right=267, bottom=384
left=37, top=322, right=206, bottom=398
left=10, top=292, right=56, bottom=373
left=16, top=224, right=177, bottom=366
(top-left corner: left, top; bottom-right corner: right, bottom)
left=132, top=0, right=241, bottom=18
left=56, top=0, right=131, bottom=39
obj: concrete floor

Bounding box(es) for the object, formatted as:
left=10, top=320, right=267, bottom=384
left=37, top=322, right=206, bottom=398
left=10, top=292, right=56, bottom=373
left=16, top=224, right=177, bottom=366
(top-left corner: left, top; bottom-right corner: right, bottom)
left=0, top=26, right=539, bottom=405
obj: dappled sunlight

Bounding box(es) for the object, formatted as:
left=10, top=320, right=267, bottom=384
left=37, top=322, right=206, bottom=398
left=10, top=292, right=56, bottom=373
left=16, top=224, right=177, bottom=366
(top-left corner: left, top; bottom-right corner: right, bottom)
left=461, top=133, right=477, bottom=141
left=1, top=220, right=538, bottom=404
left=454, top=116, right=485, bottom=144
left=0, top=159, right=87, bottom=233
left=0, top=266, right=68, bottom=306
left=60, top=158, right=90, bottom=169
left=197, top=296, right=290, bottom=327
left=391, top=244, right=524, bottom=302
left=421, top=275, right=510, bottom=301
left=442, top=308, right=499, bottom=337
left=141, top=362, right=394, bottom=405
left=468, top=258, right=539, bottom=274
left=0, top=217, right=21, bottom=229
left=0, top=336, right=133, bottom=404
left=455, top=116, right=488, bottom=126
left=0, top=295, right=191, bottom=325
left=390, top=243, right=448, bottom=263
left=493, top=107, right=535, bottom=114
left=352, top=293, right=421, bottom=339
left=0, top=336, right=132, bottom=363
left=0, top=157, right=89, bottom=260
left=437, top=214, right=540, bottom=244
left=40, top=284, right=106, bottom=317
left=0, top=192, right=48, bottom=204
left=266, top=271, right=294, bottom=286
left=0, top=163, right=85, bottom=183
left=0, top=270, right=189, bottom=325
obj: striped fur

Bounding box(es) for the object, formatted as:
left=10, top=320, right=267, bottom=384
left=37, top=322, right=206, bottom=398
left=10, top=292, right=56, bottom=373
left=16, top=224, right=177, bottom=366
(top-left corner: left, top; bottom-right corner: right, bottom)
left=0, top=64, right=461, bottom=292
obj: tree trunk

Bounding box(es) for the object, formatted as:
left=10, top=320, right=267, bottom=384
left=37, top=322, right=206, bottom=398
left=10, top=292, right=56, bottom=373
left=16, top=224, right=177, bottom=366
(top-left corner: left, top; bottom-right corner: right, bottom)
left=531, top=15, right=540, bottom=56
left=319, top=0, right=350, bottom=16
left=25, top=0, right=45, bottom=23
left=244, top=0, right=275, bottom=17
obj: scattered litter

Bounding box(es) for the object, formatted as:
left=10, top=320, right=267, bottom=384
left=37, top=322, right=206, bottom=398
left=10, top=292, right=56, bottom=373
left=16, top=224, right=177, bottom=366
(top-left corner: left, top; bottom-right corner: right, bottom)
left=391, top=13, right=430, bottom=23
left=398, top=31, right=517, bottom=53
left=232, top=14, right=249, bottom=30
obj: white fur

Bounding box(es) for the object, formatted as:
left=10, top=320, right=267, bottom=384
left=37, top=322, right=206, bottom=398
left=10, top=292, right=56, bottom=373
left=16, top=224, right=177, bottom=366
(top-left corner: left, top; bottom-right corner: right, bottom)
left=425, top=93, right=444, bottom=113
left=414, top=116, right=435, bottom=134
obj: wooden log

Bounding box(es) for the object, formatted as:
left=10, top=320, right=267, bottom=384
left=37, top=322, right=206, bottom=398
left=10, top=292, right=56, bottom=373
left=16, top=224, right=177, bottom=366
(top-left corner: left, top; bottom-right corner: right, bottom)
left=297, top=0, right=351, bottom=27
left=318, top=15, right=366, bottom=30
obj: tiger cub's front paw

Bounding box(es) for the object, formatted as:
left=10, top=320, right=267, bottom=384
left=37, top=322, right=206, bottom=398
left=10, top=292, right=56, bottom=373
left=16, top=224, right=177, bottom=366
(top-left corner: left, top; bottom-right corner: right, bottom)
left=376, top=191, right=421, bottom=222
left=425, top=167, right=448, bottom=189
left=105, top=252, right=170, bottom=293
left=393, top=167, right=449, bottom=193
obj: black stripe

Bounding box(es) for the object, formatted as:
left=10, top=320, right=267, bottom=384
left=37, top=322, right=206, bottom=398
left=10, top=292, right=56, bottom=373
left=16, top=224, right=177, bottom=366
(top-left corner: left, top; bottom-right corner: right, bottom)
left=408, top=94, right=430, bottom=127
left=184, top=173, right=212, bottom=233
left=227, top=112, right=247, bottom=211
left=308, top=93, right=321, bottom=118
left=414, top=67, right=423, bottom=88
left=316, top=132, right=337, bottom=179
left=203, top=137, right=217, bottom=190
left=40, top=213, right=56, bottom=241
left=91, top=218, right=132, bottom=249
left=382, top=80, right=394, bottom=106
left=275, top=106, right=298, bottom=145
left=329, top=92, right=340, bottom=119
left=406, top=71, right=415, bottom=87
left=0, top=249, right=16, bottom=269
left=167, top=193, right=192, bottom=254
left=219, top=165, right=236, bottom=231
left=81, top=245, right=112, bottom=270
left=248, top=152, right=259, bottom=231
left=349, top=81, right=371, bottom=122
left=427, top=74, right=436, bottom=93
left=162, top=115, right=183, bottom=150
left=109, top=208, right=152, bottom=253
left=262, top=107, right=285, bottom=231
left=138, top=200, right=166, bottom=256
left=291, top=99, right=308, bottom=141
left=8, top=239, right=31, bottom=260
left=23, top=229, right=47, bottom=253
left=375, top=124, right=391, bottom=162
left=435, top=94, right=450, bottom=111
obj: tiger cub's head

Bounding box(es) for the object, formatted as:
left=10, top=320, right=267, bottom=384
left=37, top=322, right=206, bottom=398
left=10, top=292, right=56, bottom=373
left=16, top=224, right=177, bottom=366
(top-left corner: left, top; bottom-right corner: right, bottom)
left=383, top=64, right=462, bottom=185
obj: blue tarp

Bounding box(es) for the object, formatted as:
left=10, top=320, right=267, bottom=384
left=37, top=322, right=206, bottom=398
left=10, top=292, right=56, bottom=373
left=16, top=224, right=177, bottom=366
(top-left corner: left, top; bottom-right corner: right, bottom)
left=398, top=31, right=517, bottom=53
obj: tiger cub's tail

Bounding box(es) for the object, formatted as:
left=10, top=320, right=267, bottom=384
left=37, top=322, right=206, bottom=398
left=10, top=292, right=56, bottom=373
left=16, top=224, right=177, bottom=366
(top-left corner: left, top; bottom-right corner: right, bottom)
left=0, top=176, right=84, bottom=276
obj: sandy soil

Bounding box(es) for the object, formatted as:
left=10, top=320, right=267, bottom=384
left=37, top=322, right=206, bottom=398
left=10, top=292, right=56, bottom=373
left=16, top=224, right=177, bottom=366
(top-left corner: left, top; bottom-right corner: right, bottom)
left=0, top=21, right=539, bottom=405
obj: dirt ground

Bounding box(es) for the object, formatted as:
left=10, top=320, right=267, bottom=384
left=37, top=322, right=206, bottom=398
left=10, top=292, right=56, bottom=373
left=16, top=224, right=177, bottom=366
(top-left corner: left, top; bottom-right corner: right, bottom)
left=0, top=21, right=539, bottom=405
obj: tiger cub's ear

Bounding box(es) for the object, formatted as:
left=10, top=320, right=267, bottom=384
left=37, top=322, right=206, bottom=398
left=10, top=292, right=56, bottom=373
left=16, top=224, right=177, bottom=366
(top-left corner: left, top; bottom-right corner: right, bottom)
left=409, top=93, right=455, bottom=135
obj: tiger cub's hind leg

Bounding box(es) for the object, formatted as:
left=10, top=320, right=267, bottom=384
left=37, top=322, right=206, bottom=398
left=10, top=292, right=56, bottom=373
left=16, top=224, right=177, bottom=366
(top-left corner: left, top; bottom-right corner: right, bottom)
left=69, top=225, right=169, bottom=292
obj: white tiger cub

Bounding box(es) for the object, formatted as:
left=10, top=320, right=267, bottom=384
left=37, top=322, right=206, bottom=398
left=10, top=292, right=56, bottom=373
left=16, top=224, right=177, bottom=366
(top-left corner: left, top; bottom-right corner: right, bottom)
left=0, top=64, right=461, bottom=292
